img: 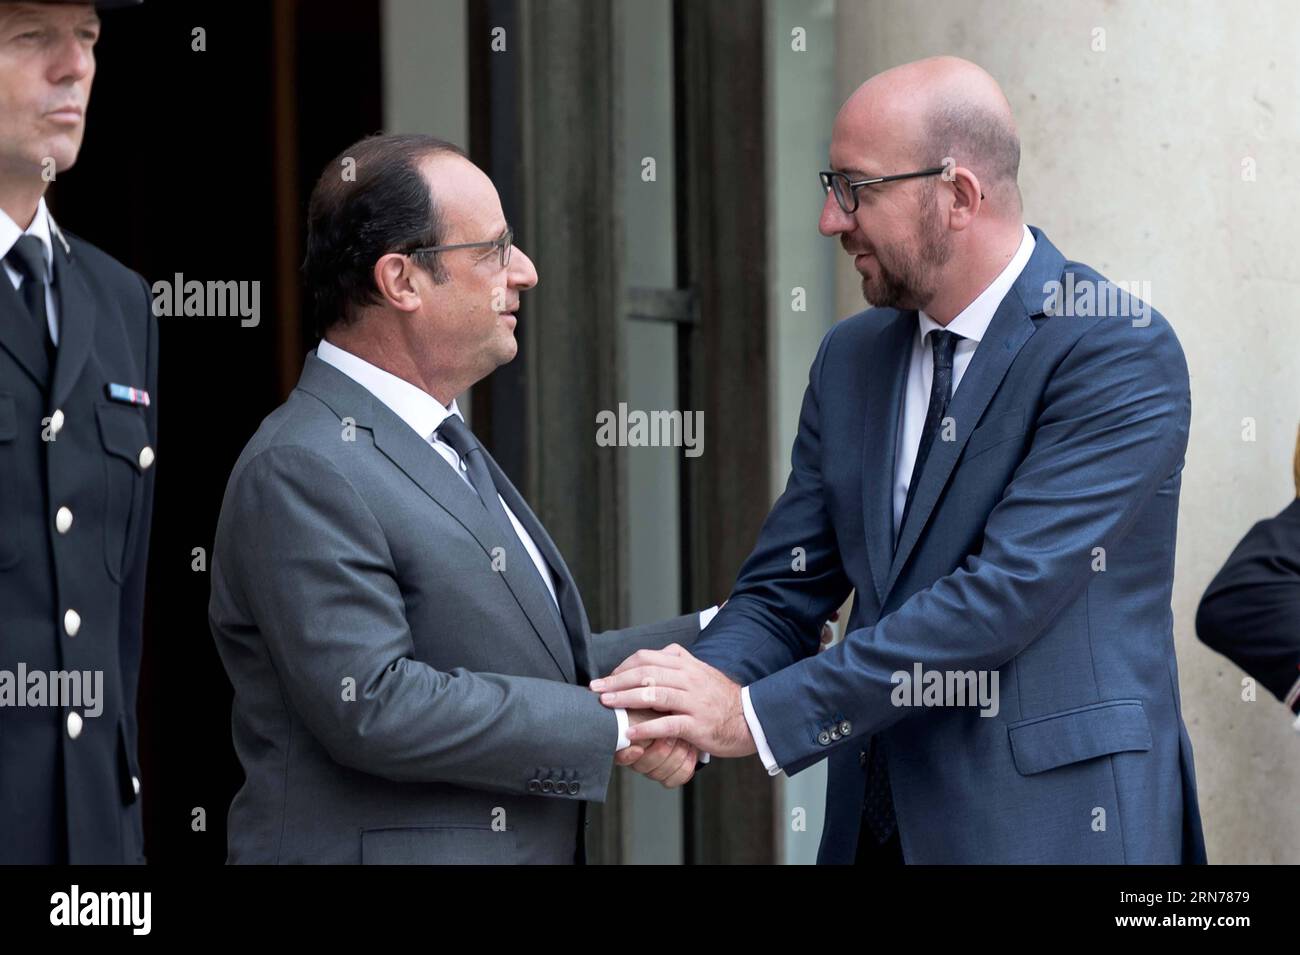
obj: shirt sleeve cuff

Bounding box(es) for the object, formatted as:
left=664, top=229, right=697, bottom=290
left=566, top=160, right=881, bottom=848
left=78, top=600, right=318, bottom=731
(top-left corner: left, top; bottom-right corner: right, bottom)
left=699, top=605, right=721, bottom=630
left=615, top=707, right=630, bottom=751
left=742, top=685, right=781, bottom=776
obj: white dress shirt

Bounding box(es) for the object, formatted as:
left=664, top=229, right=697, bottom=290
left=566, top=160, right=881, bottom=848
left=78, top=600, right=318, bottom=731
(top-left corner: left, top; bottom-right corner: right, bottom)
left=743, top=226, right=1036, bottom=775
left=1, top=196, right=61, bottom=345
left=317, top=338, right=717, bottom=754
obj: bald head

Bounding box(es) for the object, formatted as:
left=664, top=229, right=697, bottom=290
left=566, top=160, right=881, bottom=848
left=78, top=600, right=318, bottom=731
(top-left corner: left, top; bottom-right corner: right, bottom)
left=837, top=56, right=1021, bottom=213
left=820, top=57, right=1028, bottom=321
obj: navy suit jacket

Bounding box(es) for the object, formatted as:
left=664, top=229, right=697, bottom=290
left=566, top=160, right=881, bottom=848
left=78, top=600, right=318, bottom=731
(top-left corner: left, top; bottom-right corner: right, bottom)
left=694, top=227, right=1206, bottom=864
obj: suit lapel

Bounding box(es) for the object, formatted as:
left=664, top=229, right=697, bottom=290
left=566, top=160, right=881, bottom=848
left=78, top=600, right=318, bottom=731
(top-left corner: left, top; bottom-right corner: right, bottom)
left=483, top=452, right=595, bottom=684
left=861, top=314, right=914, bottom=607
left=298, top=355, right=577, bottom=682
left=883, top=228, right=1065, bottom=599
left=0, top=262, right=51, bottom=389
left=50, top=236, right=96, bottom=410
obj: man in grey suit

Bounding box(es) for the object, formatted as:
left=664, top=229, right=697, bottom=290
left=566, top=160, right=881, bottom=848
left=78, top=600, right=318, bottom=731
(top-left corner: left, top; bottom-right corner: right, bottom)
left=209, top=134, right=706, bottom=864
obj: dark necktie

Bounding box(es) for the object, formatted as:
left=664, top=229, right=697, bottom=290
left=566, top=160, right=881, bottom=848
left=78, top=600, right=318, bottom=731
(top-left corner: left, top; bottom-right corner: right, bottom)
left=435, top=413, right=572, bottom=640
left=899, top=328, right=961, bottom=535
left=435, top=413, right=520, bottom=546
left=5, top=235, right=55, bottom=364
left=864, top=328, right=962, bottom=848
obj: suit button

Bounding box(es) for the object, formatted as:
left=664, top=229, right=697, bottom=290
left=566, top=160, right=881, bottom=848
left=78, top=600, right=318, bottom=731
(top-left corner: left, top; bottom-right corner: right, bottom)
left=527, top=778, right=541, bottom=793
left=63, top=608, right=81, bottom=637
left=542, top=779, right=555, bottom=793
left=839, top=720, right=852, bottom=736
left=138, top=446, right=155, bottom=470
left=132, top=776, right=141, bottom=796
left=817, top=730, right=831, bottom=746
left=567, top=782, right=580, bottom=795
left=50, top=408, right=65, bottom=435
left=830, top=730, right=841, bottom=742
left=55, top=506, right=73, bottom=534
left=66, top=711, right=83, bottom=739
left=859, top=749, right=868, bottom=768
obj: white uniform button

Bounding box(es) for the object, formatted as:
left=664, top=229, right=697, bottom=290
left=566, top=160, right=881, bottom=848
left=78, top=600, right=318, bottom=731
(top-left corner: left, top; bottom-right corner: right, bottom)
left=131, top=776, right=141, bottom=796
left=138, top=445, right=155, bottom=470
left=63, top=608, right=81, bottom=637
left=50, top=408, right=65, bottom=435
left=67, top=711, right=83, bottom=739
left=55, top=506, right=73, bottom=534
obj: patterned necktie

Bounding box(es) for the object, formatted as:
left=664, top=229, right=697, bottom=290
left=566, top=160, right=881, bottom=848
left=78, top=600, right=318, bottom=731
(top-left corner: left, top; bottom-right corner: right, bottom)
left=899, top=328, right=961, bottom=535
left=5, top=235, right=55, bottom=364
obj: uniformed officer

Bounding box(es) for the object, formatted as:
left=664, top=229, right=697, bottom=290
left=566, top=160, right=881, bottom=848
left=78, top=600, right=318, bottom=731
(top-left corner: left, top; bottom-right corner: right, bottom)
left=0, top=0, right=154, bottom=863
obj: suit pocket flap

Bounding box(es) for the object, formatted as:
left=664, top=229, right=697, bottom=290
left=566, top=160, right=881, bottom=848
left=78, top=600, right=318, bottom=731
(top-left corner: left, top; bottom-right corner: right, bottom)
left=96, top=402, right=149, bottom=470
left=1007, top=699, right=1152, bottom=775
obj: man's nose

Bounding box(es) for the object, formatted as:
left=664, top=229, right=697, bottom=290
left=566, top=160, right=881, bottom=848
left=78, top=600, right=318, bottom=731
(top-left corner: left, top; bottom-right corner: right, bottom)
left=818, top=192, right=855, bottom=237
left=509, top=247, right=539, bottom=290
left=48, top=33, right=94, bottom=86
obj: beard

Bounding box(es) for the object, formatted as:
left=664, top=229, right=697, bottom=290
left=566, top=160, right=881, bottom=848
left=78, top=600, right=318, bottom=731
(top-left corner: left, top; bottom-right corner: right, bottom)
left=858, top=193, right=952, bottom=311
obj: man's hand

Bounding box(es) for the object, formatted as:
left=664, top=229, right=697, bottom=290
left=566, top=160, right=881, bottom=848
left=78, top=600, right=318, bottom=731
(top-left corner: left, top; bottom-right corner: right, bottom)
left=590, top=645, right=756, bottom=758
left=614, top=709, right=698, bottom=787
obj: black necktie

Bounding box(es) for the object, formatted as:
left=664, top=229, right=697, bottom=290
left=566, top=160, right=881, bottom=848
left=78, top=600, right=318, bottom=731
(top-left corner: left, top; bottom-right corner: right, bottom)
left=5, top=235, right=55, bottom=364
left=899, top=328, right=961, bottom=536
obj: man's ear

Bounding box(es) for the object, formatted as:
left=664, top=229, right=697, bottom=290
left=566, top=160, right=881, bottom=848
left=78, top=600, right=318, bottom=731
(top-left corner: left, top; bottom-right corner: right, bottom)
left=372, top=253, right=423, bottom=313
left=945, top=166, right=983, bottom=231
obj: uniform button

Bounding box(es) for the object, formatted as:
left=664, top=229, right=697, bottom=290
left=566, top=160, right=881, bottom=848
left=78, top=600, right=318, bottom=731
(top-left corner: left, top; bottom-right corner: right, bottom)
left=817, top=730, right=832, bottom=746
left=839, top=720, right=852, bottom=736
left=63, top=608, right=81, bottom=637
left=527, top=778, right=541, bottom=793
left=567, top=782, right=581, bottom=795
left=50, top=408, right=65, bottom=435
left=66, top=711, right=83, bottom=739
left=132, top=776, right=141, bottom=796
left=138, top=446, right=155, bottom=470
left=55, top=506, right=73, bottom=534
left=541, top=779, right=555, bottom=793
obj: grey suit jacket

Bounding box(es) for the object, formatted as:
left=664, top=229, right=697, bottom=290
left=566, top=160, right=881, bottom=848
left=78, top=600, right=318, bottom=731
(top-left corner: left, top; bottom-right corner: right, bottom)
left=209, top=352, right=699, bottom=863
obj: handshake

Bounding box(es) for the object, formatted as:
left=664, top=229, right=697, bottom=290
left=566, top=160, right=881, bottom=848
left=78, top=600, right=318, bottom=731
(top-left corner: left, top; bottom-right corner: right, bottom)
left=590, top=614, right=837, bottom=788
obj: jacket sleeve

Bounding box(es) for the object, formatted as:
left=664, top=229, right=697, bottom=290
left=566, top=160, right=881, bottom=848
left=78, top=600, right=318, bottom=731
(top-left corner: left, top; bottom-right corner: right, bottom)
left=690, top=322, right=854, bottom=685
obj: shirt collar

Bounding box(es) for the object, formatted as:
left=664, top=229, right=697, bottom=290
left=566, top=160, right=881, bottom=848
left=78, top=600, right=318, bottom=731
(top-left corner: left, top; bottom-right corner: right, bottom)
left=917, top=224, right=1035, bottom=344
left=0, top=196, right=55, bottom=281
left=315, top=337, right=461, bottom=442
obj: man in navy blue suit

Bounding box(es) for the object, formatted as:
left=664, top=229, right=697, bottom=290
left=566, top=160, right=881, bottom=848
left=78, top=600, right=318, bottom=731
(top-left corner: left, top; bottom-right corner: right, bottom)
left=592, top=56, right=1206, bottom=864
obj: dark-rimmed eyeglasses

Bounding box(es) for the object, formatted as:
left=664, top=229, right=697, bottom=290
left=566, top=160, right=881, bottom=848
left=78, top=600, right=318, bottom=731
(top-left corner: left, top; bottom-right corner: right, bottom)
left=402, top=227, right=513, bottom=269
left=819, top=167, right=949, bottom=214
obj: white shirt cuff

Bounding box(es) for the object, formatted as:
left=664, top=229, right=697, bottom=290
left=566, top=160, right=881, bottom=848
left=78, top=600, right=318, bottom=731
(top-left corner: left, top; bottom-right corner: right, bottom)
left=615, top=707, right=630, bottom=751
left=699, top=605, right=720, bottom=630
left=742, top=685, right=781, bottom=776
